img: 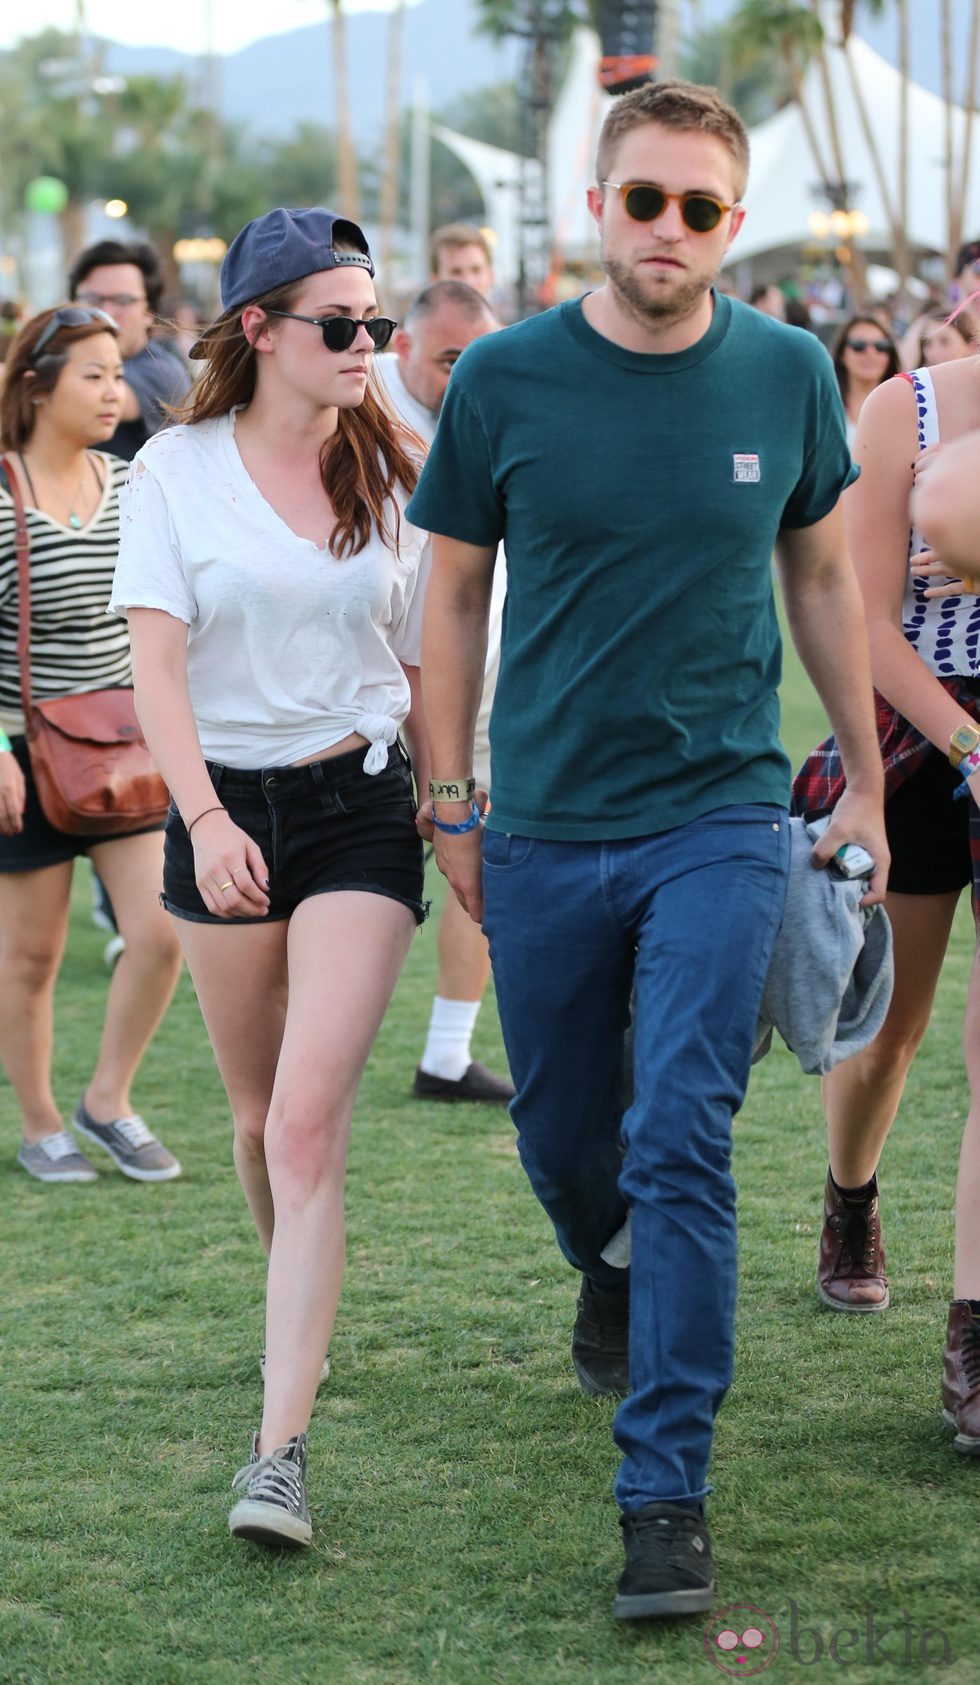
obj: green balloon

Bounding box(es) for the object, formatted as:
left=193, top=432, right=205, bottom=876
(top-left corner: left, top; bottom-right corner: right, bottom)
left=25, top=176, right=69, bottom=214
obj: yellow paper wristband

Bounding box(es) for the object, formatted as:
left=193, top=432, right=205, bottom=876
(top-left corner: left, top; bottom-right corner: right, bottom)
left=429, top=777, right=476, bottom=802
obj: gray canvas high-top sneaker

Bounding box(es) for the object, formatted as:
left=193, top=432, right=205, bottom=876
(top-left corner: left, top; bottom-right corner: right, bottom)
left=229, top=1432, right=312, bottom=1548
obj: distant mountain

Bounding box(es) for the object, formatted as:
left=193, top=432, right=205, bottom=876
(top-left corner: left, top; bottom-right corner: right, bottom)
left=95, top=0, right=962, bottom=141
left=102, top=0, right=521, bottom=139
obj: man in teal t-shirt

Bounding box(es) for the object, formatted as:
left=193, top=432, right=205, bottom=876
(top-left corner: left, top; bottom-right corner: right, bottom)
left=409, top=79, right=889, bottom=1622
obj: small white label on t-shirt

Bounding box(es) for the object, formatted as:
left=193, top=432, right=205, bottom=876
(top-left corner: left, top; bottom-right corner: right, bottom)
left=733, top=453, right=761, bottom=483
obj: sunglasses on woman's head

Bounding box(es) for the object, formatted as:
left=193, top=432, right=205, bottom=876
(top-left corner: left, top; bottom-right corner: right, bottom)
left=31, top=305, right=118, bottom=361
left=263, top=309, right=397, bottom=352
left=602, top=181, right=737, bottom=233
left=845, top=337, right=891, bottom=353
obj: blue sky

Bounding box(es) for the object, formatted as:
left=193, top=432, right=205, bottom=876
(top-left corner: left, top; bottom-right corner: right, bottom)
left=0, top=0, right=423, bottom=55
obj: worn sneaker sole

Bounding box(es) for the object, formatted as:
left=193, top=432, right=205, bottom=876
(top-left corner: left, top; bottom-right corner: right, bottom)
left=16, top=1154, right=98, bottom=1185
left=613, top=1582, right=715, bottom=1620
left=942, top=1407, right=980, bottom=1455
left=71, top=1115, right=182, bottom=1182
left=229, top=1499, right=312, bottom=1548
left=572, top=1355, right=630, bottom=1399
left=818, top=1284, right=890, bottom=1313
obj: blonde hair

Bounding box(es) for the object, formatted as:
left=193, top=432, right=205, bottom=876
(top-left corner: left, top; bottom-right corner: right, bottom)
left=596, top=79, right=750, bottom=199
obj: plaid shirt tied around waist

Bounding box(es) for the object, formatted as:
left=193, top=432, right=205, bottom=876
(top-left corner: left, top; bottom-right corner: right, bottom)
left=791, top=678, right=980, bottom=906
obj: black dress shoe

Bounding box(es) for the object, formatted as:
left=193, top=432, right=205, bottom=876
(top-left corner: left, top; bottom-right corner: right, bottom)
left=412, top=1061, right=516, bottom=1104
left=572, top=1274, right=630, bottom=1397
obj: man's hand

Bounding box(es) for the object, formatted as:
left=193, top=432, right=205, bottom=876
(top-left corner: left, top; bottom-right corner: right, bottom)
left=808, top=786, right=890, bottom=907
left=419, top=791, right=489, bottom=923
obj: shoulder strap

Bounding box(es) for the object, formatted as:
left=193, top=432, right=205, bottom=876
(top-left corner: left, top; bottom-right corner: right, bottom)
left=0, top=455, right=34, bottom=723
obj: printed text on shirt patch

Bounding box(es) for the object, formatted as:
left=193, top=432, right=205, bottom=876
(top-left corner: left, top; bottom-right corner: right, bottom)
left=733, top=453, right=761, bottom=483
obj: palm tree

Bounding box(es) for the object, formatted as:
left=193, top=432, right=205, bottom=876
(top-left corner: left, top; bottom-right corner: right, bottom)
left=728, top=3, right=833, bottom=192
left=379, top=0, right=406, bottom=275
left=836, top=0, right=910, bottom=290
left=952, top=2, right=980, bottom=267
left=328, top=0, right=359, bottom=218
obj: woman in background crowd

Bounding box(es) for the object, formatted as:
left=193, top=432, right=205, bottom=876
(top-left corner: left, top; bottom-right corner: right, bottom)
left=797, top=343, right=980, bottom=1456
left=0, top=306, right=182, bottom=1185
left=832, top=314, right=901, bottom=447
left=899, top=306, right=977, bottom=372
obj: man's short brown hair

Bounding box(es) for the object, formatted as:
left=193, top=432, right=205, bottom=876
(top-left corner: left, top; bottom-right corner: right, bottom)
left=595, top=79, right=750, bottom=200
left=429, top=223, right=493, bottom=273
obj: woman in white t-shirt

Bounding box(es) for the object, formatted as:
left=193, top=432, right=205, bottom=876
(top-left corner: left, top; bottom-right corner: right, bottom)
left=110, top=208, right=430, bottom=1549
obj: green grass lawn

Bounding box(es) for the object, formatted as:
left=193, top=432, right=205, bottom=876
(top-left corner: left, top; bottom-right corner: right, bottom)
left=2, top=627, right=979, bottom=1684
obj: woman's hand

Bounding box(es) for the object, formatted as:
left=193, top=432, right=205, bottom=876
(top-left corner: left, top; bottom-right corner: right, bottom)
left=909, top=549, right=980, bottom=598
left=189, top=808, right=270, bottom=918
left=908, top=446, right=980, bottom=593
left=0, top=749, right=26, bottom=836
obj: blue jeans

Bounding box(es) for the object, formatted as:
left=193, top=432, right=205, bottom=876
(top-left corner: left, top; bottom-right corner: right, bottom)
left=481, top=805, right=790, bottom=1512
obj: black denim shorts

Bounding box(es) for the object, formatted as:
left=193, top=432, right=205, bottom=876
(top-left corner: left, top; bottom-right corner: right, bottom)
left=163, top=743, right=427, bottom=926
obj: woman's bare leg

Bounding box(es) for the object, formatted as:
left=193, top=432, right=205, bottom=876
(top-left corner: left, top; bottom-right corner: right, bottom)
left=259, top=891, right=415, bottom=1452
left=0, top=863, right=73, bottom=1140
left=83, top=834, right=183, bottom=1119
left=823, top=890, right=960, bottom=1186
left=174, top=917, right=289, bottom=1253
left=956, top=948, right=980, bottom=1297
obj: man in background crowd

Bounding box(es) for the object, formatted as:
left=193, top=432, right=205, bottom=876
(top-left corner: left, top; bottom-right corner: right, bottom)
left=377, top=280, right=514, bottom=1105
left=429, top=224, right=495, bottom=302
left=68, top=239, right=191, bottom=461
left=749, top=281, right=786, bottom=320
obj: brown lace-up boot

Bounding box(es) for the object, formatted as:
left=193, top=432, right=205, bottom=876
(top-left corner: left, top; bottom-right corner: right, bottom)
left=941, top=1300, right=980, bottom=1455
left=817, top=1170, right=889, bottom=1312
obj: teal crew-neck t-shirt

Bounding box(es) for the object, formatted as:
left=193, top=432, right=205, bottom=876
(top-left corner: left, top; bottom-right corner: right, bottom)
left=406, top=292, right=856, bottom=841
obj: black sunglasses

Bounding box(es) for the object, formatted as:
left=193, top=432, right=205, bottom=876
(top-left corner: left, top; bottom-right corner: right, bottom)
left=32, top=305, right=118, bottom=360
left=602, top=180, right=737, bottom=233
left=845, top=337, right=892, bottom=353
left=263, top=309, right=397, bottom=352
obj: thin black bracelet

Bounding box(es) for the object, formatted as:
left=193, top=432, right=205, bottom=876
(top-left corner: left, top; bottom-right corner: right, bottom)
left=186, top=804, right=226, bottom=836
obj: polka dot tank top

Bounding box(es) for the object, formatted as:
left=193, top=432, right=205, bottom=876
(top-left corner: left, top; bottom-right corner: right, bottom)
left=901, top=366, right=980, bottom=675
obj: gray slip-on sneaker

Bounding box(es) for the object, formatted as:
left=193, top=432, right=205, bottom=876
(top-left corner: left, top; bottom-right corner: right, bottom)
left=71, top=1096, right=181, bottom=1182
left=229, top=1432, right=312, bottom=1548
left=17, top=1131, right=98, bottom=1184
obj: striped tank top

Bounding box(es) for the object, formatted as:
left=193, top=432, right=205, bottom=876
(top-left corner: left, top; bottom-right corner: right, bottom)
left=0, top=452, right=133, bottom=735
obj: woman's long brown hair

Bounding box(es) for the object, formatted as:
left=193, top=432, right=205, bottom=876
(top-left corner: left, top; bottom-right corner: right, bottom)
left=176, top=279, right=422, bottom=558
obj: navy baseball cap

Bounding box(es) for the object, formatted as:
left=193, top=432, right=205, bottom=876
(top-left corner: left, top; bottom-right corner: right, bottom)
left=190, top=207, right=375, bottom=357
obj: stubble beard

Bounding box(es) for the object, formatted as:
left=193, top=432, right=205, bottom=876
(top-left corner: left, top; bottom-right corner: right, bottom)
left=602, top=251, right=717, bottom=331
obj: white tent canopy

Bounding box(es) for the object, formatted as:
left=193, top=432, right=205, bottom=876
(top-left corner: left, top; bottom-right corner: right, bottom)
left=731, top=31, right=980, bottom=267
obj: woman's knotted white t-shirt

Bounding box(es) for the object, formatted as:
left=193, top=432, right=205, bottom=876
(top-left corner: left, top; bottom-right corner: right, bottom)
left=109, top=410, right=430, bottom=771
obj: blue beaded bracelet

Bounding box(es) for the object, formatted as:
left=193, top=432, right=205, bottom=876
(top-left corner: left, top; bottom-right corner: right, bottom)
left=432, top=800, right=482, bottom=835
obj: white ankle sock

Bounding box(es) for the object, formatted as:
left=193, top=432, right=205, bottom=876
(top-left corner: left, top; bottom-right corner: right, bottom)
left=420, top=996, right=480, bottom=1080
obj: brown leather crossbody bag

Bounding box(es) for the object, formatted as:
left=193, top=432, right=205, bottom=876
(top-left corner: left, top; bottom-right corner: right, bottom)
left=1, top=454, right=169, bottom=836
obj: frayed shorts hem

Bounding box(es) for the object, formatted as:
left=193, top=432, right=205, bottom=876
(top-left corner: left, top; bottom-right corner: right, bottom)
left=161, top=883, right=429, bottom=928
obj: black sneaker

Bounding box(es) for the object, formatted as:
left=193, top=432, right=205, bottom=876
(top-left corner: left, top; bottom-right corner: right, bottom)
left=229, top=1432, right=311, bottom=1548
left=614, top=1502, right=714, bottom=1620
left=571, top=1274, right=630, bottom=1397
